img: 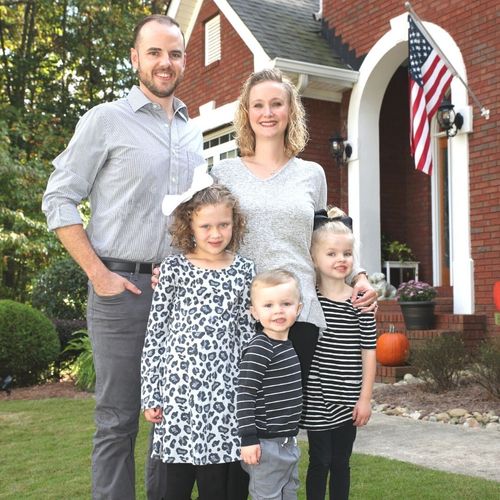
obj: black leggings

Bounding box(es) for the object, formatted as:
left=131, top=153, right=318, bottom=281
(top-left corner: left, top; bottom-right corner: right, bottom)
left=164, top=462, right=228, bottom=500
left=227, top=460, right=249, bottom=500
left=288, top=321, right=320, bottom=386
left=156, top=461, right=248, bottom=500
left=306, top=423, right=357, bottom=500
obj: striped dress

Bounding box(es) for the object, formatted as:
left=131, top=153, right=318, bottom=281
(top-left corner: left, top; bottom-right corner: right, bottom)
left=237, top=331, right=302, bottom=446
left=300, top=292, right=377, bottom=431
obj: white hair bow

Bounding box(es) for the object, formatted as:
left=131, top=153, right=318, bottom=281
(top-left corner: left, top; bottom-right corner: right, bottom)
left=161, top=164, right=214, bottom=216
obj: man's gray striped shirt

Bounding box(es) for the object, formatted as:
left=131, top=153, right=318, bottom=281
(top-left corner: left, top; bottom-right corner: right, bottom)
left=42, top=85, right=204, bottom=263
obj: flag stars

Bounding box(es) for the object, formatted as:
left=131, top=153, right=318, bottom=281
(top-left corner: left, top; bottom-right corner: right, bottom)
left=408, top=16, right=433, bottom=87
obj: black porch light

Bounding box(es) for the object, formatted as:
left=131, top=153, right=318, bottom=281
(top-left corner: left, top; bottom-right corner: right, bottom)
left=437, top=101, right=464, bottom=138
left=329, top=133, right=352, bottom=166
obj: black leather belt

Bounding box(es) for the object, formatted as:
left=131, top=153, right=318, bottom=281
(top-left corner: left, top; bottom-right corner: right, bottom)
left=101, top=259, right=157, bottom=274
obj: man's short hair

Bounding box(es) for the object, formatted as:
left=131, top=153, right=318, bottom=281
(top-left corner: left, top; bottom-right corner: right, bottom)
left=132, top=15, right=183, bottom=48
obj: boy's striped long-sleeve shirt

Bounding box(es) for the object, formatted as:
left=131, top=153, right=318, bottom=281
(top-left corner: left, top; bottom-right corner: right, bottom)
left=237, top=331, right=302, bottom=447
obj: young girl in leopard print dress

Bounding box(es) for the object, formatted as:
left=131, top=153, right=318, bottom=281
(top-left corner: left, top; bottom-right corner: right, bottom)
left=141, top=182, right=255, bottom=500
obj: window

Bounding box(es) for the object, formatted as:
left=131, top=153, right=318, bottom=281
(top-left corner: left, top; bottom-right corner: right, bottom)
left=205, top=15, right=221, bottom=66
left=203, top=127, right=238, bottom=168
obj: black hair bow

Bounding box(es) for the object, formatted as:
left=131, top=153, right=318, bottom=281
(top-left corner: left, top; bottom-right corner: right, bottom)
left=313, top=209, right=353, bottom=231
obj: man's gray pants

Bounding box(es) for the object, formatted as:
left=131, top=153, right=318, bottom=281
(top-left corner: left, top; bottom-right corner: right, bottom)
left=87, top=271, right=163, bottom=499
left=241, top=437, right=300, bottom=500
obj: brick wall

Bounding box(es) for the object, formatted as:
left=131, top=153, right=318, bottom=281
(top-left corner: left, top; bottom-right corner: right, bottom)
left=176, top=0, right=254, bottom=116
left=302, top=98, right=342, bottom=208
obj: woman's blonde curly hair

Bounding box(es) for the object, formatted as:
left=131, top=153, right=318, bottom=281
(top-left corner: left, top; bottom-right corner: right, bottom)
left=234, top=68, right=309, bottom=157
left=169, top=184, right=247, bottom=253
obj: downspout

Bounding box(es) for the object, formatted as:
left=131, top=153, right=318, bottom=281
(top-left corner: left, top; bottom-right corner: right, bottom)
left=296, top=73, right=309, bottom=93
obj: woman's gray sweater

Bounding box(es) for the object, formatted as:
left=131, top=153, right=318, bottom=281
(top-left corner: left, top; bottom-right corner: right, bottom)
left=212, top=156, right=328, bottom=330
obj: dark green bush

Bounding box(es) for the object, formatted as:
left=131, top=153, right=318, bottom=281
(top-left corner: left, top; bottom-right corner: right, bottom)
left=0, top=300, right=60, bottom=386
left=412, top=334, right=468, bottom=392
left=31, top=258, right=88, bottom=377
left=64, top=330, right=95, bottom=392
left=31, top=257, right=87, bottom=320
left=470, top=338, right=500, bottom=400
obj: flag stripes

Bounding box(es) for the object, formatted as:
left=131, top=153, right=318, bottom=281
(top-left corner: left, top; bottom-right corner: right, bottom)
left=408, top=15, right=453, bottom=175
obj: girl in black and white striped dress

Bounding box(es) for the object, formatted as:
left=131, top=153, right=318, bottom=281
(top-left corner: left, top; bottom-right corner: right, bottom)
left=300, top=208, right=377, bottom=500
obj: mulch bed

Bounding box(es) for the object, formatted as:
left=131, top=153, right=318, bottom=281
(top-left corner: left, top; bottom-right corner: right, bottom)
left=2, top=380, right=499, bottom=419
left=0, top=380, right=93, bottom=401
left=373, top=381, right=500, bottom=416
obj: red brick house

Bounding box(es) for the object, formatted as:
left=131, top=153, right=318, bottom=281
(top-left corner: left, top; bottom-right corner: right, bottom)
left=168, top=0, right=499, bottom=351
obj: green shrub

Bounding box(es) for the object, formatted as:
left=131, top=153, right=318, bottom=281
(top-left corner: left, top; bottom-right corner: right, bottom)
left=31, top=258, right=87, bottom=320
left=470, top=338, right=500, bottom=400
left=64, top=330, right=95, bottom=392
left=0, top=300, right=60, bottom=386
left=31, top=258, right=88, bottom=377
left=52, top=318, right=88, bottom=374
left=412, top=334, right=468, bottom=391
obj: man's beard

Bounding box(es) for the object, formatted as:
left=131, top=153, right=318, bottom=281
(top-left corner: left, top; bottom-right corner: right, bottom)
left=137, top=66, right=184, bottom=98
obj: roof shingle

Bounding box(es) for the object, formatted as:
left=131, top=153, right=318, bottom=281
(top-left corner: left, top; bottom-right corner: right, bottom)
left=227, top=0, right=348, bottom=69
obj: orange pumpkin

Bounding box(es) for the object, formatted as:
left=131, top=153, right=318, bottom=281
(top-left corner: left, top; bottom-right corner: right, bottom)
left=494, top=282, right=500, bottom=310
left=376, top=325, right=410, bottom=366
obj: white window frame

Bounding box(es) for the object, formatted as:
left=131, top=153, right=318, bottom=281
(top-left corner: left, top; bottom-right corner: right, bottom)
left=203, top=126, right=237, bottom=168
left=205, top=15, right=221, bottom=66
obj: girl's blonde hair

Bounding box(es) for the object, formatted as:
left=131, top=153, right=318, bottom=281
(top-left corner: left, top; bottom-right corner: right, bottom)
left=169, top=184, right=246, bottom=253
left=234, top=68, right=309, bottom=157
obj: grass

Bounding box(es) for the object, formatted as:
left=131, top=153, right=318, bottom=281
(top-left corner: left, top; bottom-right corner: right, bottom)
left=1, top=398, right=499, bottom=499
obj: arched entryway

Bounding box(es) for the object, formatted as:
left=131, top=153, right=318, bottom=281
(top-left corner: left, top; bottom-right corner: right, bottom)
left=347, top=13, right=474, bottom=314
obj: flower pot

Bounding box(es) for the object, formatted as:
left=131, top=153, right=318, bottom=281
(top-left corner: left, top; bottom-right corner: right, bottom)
left=399, top=301, right=436, bottom=330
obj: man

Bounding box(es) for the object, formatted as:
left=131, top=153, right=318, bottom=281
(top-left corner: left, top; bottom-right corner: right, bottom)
left=42, top=15, right=203, bottom=499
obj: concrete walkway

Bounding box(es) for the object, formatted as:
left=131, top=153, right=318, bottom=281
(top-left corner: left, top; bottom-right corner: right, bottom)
left=352, top=412, right=500, bottom=482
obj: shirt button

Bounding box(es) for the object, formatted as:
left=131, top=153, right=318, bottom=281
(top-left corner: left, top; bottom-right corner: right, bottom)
left=153, top=104, right=160, bottom=110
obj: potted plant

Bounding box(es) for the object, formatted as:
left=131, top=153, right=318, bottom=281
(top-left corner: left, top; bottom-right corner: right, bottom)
left=381, top=237, right=416, bottom=262
left=381, top=237, right=419, bottom=288
left=397, top=280, right=437, bottom=330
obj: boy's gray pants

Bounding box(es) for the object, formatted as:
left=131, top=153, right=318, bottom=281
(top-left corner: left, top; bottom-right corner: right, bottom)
left=242, top=436, right=300, bottom=500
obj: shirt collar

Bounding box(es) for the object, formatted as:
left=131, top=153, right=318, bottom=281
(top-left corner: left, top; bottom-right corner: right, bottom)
left=127, top=86, right=189, bottom=121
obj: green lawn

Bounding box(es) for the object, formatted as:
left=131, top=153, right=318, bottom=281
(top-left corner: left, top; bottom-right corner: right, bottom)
left=0, top=398, right=499, bottom=499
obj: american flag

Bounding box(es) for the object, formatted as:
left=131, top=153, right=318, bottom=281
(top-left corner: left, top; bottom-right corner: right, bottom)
left=408, top=15, right=453, bottom=175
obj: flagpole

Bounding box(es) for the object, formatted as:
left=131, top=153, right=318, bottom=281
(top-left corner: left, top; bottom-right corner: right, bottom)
left=404, top=1, right=490, bottom=119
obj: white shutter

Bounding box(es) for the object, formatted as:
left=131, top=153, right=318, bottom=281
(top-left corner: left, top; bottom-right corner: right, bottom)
left=205, top=15, right=221, bottom=66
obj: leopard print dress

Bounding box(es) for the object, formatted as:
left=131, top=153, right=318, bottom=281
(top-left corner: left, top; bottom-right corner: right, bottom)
left=141, top=253, right=256, bottom=464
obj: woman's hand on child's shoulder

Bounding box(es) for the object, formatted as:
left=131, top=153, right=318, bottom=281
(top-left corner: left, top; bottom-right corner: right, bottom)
left=241, top=444, right=261, bottom=465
